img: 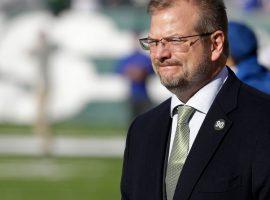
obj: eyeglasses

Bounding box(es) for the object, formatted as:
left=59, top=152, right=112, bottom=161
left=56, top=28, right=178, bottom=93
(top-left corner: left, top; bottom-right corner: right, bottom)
left=139, top=32, right=213, bottom=53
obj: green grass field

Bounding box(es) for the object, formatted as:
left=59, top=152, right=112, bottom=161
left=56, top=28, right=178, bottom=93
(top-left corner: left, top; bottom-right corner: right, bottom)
left=0, top=124, right=127, bottom=137
left=0, top=156, right=122, bottom=200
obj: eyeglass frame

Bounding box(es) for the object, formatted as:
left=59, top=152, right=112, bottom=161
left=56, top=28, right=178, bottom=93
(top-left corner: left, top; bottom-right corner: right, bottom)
left=139, top=32, right=214, bottom=51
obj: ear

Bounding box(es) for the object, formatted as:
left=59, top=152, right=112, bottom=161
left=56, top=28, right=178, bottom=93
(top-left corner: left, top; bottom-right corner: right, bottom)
left=210, top=31, right=225, bottom=62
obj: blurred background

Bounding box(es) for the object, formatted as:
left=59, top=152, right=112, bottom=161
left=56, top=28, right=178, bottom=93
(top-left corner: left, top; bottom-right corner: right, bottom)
left=0, top=0, right=269, bottom=199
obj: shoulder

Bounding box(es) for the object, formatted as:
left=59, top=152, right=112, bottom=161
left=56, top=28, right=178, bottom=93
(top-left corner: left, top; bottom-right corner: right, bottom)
left=128, top=98, right=171, bottom=129
left=223, top=68, right=270, bottom=111
left=235, top=81, right=270, bottom=124
left=135, top=98, right=170, bottom=121
left=239, top=81, right=270, bottom=107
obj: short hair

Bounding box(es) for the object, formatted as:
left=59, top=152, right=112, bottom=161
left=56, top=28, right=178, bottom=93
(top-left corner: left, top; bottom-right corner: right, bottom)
left=147, top=0, right=229, bottom=57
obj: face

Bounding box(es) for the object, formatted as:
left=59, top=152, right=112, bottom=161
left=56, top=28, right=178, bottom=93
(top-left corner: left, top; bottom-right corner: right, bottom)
left=149, top=2, right=215, bottom=93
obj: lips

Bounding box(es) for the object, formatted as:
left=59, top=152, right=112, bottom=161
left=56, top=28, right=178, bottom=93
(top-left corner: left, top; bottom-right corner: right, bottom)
left=159, top=64, right=179, bottom=68
left=158, top=62, right=183, bottom=70
left=155, top=60, right=182, bottom=68
left=158, top=65, right=179, bottom=73
left=153, top=59, right=182, bottom=74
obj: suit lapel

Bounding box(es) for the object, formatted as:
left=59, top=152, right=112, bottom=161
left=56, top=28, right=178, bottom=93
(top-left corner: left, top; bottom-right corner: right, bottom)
left=147, top=99, right=172, bottom=199
left=154, top=99, right=172, bottom=166
left=173, top=101, right=232, bottom=200
left=173, top=68, right=241, bottom=200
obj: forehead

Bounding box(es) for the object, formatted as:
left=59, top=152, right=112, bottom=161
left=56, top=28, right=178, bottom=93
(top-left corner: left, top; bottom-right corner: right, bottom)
left=149, top=1, right=200, bottom=38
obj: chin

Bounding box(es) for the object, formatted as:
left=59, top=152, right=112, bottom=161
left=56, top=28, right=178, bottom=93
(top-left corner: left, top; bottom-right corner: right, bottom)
left=160, top=75, right=189, bottom=89
left=158, top=69, right=182, bottom=80
left=158, top=66, right=180, bottom=75
left=160, top=78, right=181, bottom=87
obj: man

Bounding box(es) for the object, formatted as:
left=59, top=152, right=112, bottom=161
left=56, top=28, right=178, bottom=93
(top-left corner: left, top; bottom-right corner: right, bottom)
left=121, top=0, right=270, bottom=200
left=226, top=21, right=270, bottom=94
left=116, top=32, right=154, bottom=119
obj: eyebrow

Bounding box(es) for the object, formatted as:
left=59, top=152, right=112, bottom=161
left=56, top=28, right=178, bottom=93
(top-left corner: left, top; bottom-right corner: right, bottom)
left=147, top=33, right=184, bottom=39
left=166, top=33, right=182, bottom=37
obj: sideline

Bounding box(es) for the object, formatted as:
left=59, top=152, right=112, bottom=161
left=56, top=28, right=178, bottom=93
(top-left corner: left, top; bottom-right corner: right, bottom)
left=0, top=135, right=125, bottom=157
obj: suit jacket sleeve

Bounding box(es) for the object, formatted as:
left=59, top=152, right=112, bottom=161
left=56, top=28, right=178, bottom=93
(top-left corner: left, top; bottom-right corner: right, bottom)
left=121, top=118, right=136, bottom=200
left=253, top=130, right=270, bottom=199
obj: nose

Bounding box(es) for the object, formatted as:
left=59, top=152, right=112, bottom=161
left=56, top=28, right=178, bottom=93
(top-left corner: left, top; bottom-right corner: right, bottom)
left=153, top=44, right=172, bottom=63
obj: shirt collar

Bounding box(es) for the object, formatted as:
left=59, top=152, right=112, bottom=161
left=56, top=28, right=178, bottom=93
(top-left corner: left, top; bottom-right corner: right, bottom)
left=170, top=67, right=228, bottom=117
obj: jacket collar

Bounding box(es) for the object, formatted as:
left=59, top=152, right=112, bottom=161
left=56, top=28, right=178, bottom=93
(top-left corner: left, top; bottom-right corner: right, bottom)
left=172, top=67, right=240, bottom=200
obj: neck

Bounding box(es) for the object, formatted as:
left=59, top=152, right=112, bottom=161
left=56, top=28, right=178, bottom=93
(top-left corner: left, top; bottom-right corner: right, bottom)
left=172, top=66, right=224, bottom=103
left=172, top=80, right=209, bottom=103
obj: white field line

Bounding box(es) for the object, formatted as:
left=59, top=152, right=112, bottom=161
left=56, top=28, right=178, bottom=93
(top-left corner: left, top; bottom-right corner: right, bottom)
left=0, top=135, right=125, bottom=157
left=0, top=159, right=111, bottom=180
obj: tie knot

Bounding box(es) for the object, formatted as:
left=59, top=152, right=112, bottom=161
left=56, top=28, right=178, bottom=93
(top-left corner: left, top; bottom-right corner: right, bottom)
left=177, top=105, right=195, bottom=124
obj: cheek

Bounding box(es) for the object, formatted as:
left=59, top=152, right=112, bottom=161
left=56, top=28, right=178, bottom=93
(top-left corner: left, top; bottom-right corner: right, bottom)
left=173, top=52, right=189, bottom=68
left=183, top=48, right=206, bottom=69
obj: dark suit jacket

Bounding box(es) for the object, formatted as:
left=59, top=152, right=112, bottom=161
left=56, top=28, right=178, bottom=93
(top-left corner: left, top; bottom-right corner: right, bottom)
left=121, top=68, right=270, bottom=200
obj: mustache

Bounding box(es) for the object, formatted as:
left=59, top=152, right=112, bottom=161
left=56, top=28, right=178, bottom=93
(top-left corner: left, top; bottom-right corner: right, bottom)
left=154, top=59, right=182, bottom=67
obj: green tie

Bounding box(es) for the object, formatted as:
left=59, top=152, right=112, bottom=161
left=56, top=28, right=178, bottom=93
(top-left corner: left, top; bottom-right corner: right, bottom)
left=166, top=105, right=195, bottom=200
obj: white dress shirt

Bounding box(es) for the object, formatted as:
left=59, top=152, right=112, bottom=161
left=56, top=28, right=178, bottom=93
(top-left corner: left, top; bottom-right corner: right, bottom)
left=168, top=67, right=228, bottom=157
